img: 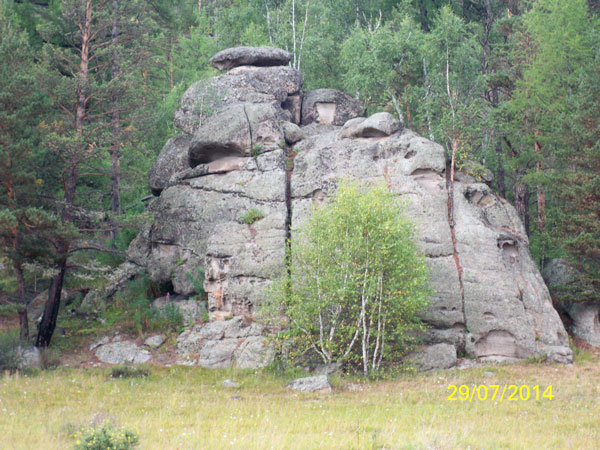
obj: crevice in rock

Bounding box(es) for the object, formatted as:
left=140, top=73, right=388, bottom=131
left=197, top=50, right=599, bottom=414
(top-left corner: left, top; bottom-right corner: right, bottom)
left=242, top=104, right=254, bottom=149
left=445, top=159, right=467, bottom=328
left=284, top=144, right=294, bottom=275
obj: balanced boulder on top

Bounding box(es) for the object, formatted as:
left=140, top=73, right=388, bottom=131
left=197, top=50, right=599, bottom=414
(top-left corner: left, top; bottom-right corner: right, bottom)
left=210, top=46, right=292, bottom=70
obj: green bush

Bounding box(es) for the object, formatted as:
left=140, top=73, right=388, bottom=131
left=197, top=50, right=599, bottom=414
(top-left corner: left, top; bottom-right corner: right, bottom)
left=0, top=330, right=23, bottom=371
left=110, top=365, right=150, bottom=379
left=262, top=180, right=430, bottom=375
left=240, top=208, right=265, bottom=225
left=73, top=422, right=138, bottom=450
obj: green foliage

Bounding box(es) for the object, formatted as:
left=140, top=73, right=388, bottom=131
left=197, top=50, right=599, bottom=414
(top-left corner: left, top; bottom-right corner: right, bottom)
left=240, top=208, right=265, bottom=225
left=0, top=330, right=23, bottom=371
left=72, top=422, right=138, bottom=450
left=110, top=365, right=150, bottom=379
left=185, top=268, right=206, bottom=297
left=250, top=144, right=265, bottom=157
left=262, top=181, right=430, bottom=375
left=118, top=274, right=184, bottom=334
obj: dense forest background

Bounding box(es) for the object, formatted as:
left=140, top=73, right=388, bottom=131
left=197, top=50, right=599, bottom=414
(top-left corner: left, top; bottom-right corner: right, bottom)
left=1, top=0, right=599, bottom=344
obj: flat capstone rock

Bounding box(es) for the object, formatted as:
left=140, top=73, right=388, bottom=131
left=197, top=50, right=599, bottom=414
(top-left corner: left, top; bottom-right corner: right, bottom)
left=210, top=46, right=292, bottom=70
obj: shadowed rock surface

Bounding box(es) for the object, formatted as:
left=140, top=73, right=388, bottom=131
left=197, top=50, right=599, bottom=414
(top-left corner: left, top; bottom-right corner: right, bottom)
left=97, top=46, right=572, bottom=368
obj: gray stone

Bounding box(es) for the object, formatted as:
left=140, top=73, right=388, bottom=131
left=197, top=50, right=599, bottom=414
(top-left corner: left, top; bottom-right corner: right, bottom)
left=566, top=302, right=600, bottom=347
left=89, top=336, right=110, bottom=351
left=95, top=340, right=151, bottom=365
left=174, top=66, right=301, bottom=135
left=17, top=346, right=41, bottom=369
left=106, top=45, right=573, bottom=370
left=313, top=362, right=342, bottom=376
left=301, top=89, right=364, bottom=126
left=408, top=343, right=457, bottom=371
left=175, top=317, right=273, bottom=369
left=222, top=379, right=240, bottom=388
left=210, top=46, right=292, bottom=70
left=189, top=103, right=284, bottom=167
left=288, top=375, right=332, bottom=393
left=149, top=135, right=192, bottom=196
left=340, top=112, right=401, bottom=138
left=282, top=121, right=305, bottom=145
left=27, top=288, right=68, bottom=323
left=291, top=126, right=571, bottom=364
left=144, top=334, right=165, bottom=349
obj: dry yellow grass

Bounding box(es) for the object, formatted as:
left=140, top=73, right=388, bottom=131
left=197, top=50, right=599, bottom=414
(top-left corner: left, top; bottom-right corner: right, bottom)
left=0, top=355, right=599, bottom=449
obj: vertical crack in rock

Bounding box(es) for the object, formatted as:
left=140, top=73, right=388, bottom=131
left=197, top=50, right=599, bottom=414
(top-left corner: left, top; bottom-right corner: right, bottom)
left=284, top=145, right=294, bottom=273
left=242, top=104, right=253, bottom=149
left=445, top=160, right=466, bottom=327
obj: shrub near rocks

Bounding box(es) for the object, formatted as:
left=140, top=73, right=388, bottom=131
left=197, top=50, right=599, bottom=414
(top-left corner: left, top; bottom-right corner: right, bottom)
left=263, top=181, right=430, bottom=375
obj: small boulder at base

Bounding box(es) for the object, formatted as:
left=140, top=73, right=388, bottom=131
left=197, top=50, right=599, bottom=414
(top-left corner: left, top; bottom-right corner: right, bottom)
left=222, top=379, right=240, bottom=388
left=17, top=346, right=41, bottom=369
left=566, top=303, right=600, bottom=347
left=301, top=89, right=364, bottom=126
left=288, top=375, right=332, bottom=393
left=95, top=340, right=151, bottom=365
left=144, top=334, right=165, bottom=349
left=407, top=343, right=457, bottom=371
left=210, top=46, right=292, bottom=70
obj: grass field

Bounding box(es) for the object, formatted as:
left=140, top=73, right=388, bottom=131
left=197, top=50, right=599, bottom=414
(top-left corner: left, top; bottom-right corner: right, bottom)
left=1, top=351, right=599, bottom=450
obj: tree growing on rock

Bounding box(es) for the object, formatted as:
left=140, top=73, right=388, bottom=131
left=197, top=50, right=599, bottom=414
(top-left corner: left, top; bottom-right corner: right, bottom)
left=262, top=181, right=430, bottom=375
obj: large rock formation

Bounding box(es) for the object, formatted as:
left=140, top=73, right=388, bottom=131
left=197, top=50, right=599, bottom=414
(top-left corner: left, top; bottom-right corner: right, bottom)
left=119, top=46, right=572, bottom=368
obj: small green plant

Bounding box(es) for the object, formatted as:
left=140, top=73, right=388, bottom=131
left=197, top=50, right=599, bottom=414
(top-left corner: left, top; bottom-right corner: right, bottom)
left=73, top=422, right=138, bottom=450
left=185, top=268, right=206, bottom=297
left=250, top=144, right=264, bottom=157
left=110, top=365, right=150, bottom=379
left=0, top=330, right=23, bottom=371
left=240, top=208, right=265, bottom=225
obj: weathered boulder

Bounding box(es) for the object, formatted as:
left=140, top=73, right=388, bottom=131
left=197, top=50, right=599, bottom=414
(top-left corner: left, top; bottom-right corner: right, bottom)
left=174, top=66, right=301, bottom=135
left=210, top=46, right=292, bottom=70
left=144, top=334, right=165, bottom=349
left=407, top=343, right=457, bottom=371
left=141, top=148, right=287, bottom=298
left=543, top=258, right=599, bottom=347
left=288, top=375, right=332, bottom=393
left=17, top=346, right=41, bottom=369
left=176, top=317, right=273, bottom=368
left=149, top=134, right=192, bottom=195
left=566, top=303, right=600, bottom=346
left=114, top=46, right=572, bottom=368
left=282, top=121, right=305, bottom=145
left=95, top=339, right=151, bottom=365
left=340, top=112, right=401, bottom=138
left=301, top=89, right=364, bottom=126
left=291, top=126, right=572, bottom=363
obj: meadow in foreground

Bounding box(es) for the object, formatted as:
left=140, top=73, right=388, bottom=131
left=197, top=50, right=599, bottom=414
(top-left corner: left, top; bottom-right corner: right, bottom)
left=1, top=351, right=599, bottom=450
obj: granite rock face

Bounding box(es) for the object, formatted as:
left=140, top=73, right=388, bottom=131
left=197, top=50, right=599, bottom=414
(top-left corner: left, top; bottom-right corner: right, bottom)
left=107, top=46, right=572, bottom=368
